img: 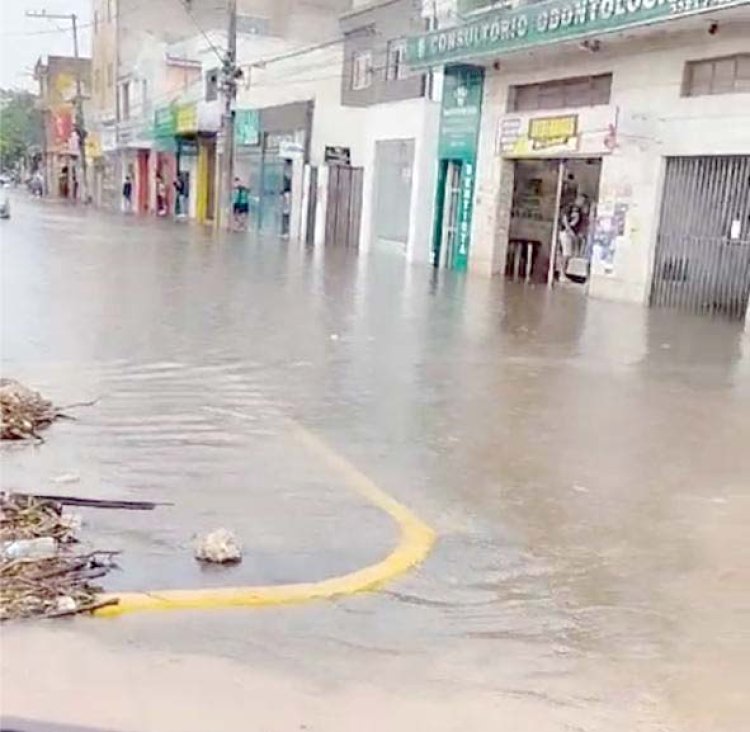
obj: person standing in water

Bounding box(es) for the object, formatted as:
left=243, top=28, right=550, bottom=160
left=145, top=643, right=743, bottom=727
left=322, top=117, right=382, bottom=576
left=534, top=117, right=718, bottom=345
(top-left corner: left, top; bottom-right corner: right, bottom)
left=122, top=175, right=133, bottom=213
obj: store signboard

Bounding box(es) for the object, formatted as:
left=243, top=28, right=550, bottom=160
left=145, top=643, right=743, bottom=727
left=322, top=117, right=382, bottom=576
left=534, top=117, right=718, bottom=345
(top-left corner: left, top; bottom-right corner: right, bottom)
left=153, top=105, right=176, bottom=139
left=435, top=65, right=484, bottom=272
left=325, top=146, right=351, bottom=165
left=528, top=115, right=578, bottom=149
left=279, top=139, right=305, bottom=159
left=438, top=65, right=484, bottom=160
left=178, top=138, right=199, bottom=156
left=407, top=0, right=750, bottom=66
left=235, top=109, right=260, bottom=145
left=85, top=132, right=102, bottom=159
left=456, top=160, right=476, bottom=267
left=175, top=103, right=198, bottom=135
left=497, top=105, right=618, bottom=157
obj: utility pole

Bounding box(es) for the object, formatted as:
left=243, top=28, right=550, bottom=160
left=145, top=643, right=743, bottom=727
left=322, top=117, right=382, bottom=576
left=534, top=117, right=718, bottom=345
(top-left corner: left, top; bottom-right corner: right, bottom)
left=218, top=0, right=238, bottom=230
left=26, top=10, right=89, bottom=204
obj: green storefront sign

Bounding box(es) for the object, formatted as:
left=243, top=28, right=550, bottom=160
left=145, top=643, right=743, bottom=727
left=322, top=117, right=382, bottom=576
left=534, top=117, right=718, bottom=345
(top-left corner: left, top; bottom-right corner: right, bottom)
left=153, top=105, right=176, bottom=138
left=408, top=0, right=750, bottom=66
left=235, top=109, right=260, bottom=146
left=434, top=65, right=484, bottom=272
left=153, top=104, right=176, bottom=152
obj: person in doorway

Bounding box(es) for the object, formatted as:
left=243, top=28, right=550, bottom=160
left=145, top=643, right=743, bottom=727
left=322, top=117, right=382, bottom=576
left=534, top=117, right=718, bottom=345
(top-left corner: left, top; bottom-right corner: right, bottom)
left=281, top=161, right=292, bottom=238
left=173, top=174, right=187, bottom=218
left=559, top=194, right=590, bottom=279
left=156, top=174, right=167, bottom=216
left=232, top=177, right=249, bottom=231
left=122, top=175, right=133, bottom=213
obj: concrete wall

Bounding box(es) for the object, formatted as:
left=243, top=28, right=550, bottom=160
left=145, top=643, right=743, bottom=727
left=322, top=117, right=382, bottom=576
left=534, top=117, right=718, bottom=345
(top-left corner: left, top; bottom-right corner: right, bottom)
left=340, top=0, right=427, bottom=107
left=357, top=96, right=440, bottom=261
left=91, top=0, right=117, bottom=123
left=470, top=23, right=750, bottom=304
left=233, top=44, right=364, bottom=164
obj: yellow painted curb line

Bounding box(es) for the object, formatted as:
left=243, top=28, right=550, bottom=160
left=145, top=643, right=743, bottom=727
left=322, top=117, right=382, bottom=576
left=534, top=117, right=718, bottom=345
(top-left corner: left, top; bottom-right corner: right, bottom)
left=96, top=422, right=435, bottom=617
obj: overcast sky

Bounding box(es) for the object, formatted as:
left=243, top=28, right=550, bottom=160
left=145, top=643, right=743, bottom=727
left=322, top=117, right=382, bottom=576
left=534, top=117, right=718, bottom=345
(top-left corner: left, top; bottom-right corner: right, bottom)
left=0, top=0, right=92, bottom=91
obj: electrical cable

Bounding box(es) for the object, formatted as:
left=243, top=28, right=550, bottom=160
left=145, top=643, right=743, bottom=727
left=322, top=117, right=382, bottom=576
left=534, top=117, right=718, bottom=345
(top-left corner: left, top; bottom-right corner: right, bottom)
left=174, top=0, right=226, bottom=65
left=3, top=1, right=149, bottom=38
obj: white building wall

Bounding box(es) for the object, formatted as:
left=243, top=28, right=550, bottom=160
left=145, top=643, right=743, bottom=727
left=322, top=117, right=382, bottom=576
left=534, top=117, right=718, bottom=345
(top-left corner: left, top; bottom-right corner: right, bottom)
left=236, top=45, right=366, bottom=164
left=358, top=97, right=441, bottom=262
left=172, top=29, right=440, bottom=256
left=471, top=26, right=750, bottom=304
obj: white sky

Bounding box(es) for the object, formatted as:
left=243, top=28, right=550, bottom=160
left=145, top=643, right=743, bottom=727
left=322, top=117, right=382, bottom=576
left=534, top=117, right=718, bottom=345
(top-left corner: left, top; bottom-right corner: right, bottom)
left=0, top=0, right=92, bottom=91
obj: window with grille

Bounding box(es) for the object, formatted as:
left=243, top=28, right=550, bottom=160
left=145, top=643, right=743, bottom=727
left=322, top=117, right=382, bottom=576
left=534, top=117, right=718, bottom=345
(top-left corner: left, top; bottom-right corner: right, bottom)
left=386, top=40, right=408, bottom=82
left=509, top=74, right=612, bottom=112
left=205, top=68, right=219, bottom=101
left=683, top=55, right=750, bottom=96
left=351, top=51, right=373, bottom=91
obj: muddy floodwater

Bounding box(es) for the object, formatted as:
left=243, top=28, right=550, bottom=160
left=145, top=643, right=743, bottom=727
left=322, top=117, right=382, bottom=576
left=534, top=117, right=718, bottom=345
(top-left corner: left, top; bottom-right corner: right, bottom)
left=2, top=196, right=749, bottom=731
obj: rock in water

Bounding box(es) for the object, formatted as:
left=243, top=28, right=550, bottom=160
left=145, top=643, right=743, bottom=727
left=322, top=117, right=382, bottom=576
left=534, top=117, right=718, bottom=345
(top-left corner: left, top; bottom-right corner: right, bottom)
left=194, top=528, right=242, bottom=564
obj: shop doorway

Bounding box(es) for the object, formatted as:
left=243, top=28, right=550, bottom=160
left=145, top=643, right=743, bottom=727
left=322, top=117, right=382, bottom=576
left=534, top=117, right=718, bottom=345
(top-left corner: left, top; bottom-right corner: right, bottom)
left=506, top=158, right=601, bottom=285
left=325, top=164, right=364, bottom=248
left=434, top=160, right=464, bottom=269
left=137, top=150, right=149, bottom=213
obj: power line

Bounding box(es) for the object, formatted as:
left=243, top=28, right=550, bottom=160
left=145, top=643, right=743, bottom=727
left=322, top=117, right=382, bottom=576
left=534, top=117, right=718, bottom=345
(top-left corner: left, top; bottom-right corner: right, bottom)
left=242, top=27, right=375, bottom=72
left=1, top=0, right=151, bottom=38
left=174, top=0, right=226, bottom=65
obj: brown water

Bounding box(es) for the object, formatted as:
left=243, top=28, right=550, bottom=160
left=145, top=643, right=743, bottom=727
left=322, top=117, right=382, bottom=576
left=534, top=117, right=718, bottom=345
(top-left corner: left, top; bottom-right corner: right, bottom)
left=2, top=196, right=749, bottom=731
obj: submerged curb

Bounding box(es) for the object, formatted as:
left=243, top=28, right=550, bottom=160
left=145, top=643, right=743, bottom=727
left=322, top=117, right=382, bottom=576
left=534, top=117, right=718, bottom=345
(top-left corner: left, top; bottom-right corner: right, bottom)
left=96, top=421, right=435, bottom=617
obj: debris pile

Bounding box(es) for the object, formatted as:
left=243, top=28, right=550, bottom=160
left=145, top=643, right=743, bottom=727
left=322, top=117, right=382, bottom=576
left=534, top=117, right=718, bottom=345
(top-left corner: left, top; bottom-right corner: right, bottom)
left=0, top=379, right=62, bottom=441
left=1, top=493, right=119, bottom=620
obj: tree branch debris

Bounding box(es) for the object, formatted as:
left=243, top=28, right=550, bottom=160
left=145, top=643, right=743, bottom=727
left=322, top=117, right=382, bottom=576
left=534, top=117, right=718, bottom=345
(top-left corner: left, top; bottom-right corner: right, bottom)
left=1, top=493, right=120, bottom=621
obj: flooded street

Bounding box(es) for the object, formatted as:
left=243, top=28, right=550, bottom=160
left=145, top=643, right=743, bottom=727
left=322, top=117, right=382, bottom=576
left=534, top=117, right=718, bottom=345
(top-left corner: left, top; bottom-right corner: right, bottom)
left=2, top=195, right=750, bottom=731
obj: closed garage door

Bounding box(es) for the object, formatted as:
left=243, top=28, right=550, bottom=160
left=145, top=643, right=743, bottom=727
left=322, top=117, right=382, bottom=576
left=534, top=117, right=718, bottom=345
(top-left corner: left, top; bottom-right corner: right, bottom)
left=650, top=156, right=750, bottom=320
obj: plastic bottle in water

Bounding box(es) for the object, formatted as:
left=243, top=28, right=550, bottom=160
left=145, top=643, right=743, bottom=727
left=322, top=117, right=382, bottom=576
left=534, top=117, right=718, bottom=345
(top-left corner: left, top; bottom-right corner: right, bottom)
left=1, top=537, right=57, bottom=560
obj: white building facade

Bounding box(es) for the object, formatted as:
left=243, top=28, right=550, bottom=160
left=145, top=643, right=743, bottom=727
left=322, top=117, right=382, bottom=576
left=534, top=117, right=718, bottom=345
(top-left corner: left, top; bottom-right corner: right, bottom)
left=408, top=0, right=750, bottom=320
left=338, top=0, right=442, bottom=261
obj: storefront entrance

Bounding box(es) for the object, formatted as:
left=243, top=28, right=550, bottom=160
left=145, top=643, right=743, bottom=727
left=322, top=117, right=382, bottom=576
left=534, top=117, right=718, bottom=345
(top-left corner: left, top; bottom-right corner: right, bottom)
left=650, top=155, right=750, bottom=320
left=435, top=160, right=459, bottom=269
left=507, top=157, right=601, bottom=286
left=196, top=137, right=216, bottom=224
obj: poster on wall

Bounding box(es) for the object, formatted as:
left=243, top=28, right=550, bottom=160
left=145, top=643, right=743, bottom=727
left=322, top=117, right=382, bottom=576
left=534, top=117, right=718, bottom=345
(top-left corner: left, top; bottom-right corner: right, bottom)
left=591, top=199, right=629, bottom=276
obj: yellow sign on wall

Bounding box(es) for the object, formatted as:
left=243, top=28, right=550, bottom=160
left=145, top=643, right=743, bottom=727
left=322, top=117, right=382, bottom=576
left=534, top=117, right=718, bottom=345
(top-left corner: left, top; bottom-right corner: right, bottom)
left=528, top=115, right=578, bottom=150
left=85, top=132, right=102, bottom=159
left=175, top=103, right=198, bottom=134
